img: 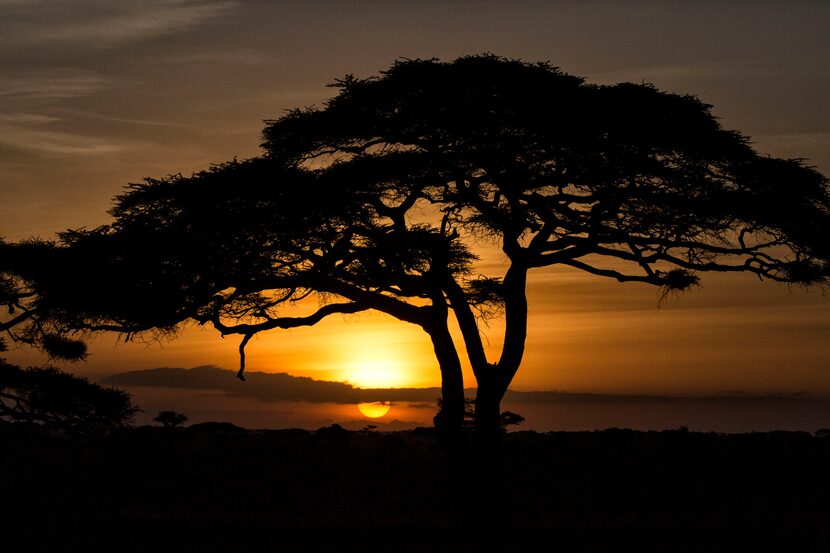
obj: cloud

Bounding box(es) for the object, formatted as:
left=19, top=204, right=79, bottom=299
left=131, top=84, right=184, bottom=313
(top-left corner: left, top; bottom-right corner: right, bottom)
left=1, top=1, right=236, bottom=50
left=0, top=113, right=60, bottom=124
left=103, top=366, right=824, bottom=407
left=586, top=61, right=734, bottom=86
left=104, top=365, right=363, bottom=403
left=502, top=389, right=814, bottom=405
left=104, top=365, right=446, bottom=404
left=752, top=131, right=830, bottom=171
left=0, top=70, right=107, bottom=100
left=53, top=108, right=186, bottom=129
left=104, top=366, right=443, bottom=404
left=0, top=112, right=123, bottom=156
left=163, top=49, right=271, bottom=67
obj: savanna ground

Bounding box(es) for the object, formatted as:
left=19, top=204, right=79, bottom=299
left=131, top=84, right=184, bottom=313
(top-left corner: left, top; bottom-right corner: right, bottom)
left=2, top=424, right=829, bottom=552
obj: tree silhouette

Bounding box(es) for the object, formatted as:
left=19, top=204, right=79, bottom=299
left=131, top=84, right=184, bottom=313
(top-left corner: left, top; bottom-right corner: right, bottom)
left=261, top=55, right=830, bottom=442
left=500, top=411, right=525, bottom=432
left=6, top=161, right=479, bottom=446
left=1, top=239, right=88, bottom=360
left=4, top=55, right=829, bottom=446
left=0, top=362, right=137, bottom=431
left=153, top=410, right=188, bottom=428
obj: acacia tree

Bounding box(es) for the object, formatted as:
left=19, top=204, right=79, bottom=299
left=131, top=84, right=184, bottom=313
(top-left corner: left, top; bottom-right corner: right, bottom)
left=5, top=55, right=829, bottom=445
left=260, top=56, right=830, bottom=440
left=3, top=161, right=479, bottom=444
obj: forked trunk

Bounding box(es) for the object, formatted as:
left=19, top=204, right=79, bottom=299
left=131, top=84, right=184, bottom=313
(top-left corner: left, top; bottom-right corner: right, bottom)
left=471, top=262, right=528, bottom=452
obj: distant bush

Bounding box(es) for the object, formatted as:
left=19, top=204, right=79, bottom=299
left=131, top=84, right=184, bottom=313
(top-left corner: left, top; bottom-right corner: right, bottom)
left=186, top=421, right=247, bottom=435
left=0, top=361, right=137, bottom=432
left=437, top=398, right=526, bottom=432
left=153, top=410, right=188, bottom=428
left=500, top=410, right=526, bottom=430
left=315, top=423, right=350, bottom=440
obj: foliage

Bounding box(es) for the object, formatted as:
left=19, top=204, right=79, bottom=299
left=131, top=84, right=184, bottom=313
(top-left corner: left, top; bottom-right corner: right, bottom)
left=0, top=362, right=138, bottom=431
left=439, top=397, right=525, bottom=431
left=3, top=55, right=828, bottom=438
left=153, top=410, right=188, bottom=428
left=1, top=239, right=88, bottom=360
left=500, top=410, right=525, bottom=430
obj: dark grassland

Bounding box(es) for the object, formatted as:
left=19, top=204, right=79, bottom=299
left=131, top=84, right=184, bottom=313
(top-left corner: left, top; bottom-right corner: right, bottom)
left=2, top=424, right=828, bottom=552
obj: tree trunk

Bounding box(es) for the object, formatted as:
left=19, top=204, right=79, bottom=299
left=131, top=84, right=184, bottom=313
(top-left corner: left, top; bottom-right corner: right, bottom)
left=427, top=323, right=466, bottom=453
left=471, top=375, right=508, bottom=524
left=471, top=262, right=528, bottom=452
left=474, top=379, right=503, bottom=455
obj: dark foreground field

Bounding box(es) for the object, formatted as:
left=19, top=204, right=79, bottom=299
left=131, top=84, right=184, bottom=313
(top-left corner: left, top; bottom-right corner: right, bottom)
left=3, top=424, right=829, bottom=552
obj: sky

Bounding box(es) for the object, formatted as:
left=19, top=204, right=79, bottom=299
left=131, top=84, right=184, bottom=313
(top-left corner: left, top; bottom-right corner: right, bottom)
left=1, top=1, right=829, bottom=429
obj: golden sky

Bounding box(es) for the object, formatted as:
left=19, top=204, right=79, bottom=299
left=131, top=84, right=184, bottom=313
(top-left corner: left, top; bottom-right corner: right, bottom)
left=2, top=1, right=829, bottom=402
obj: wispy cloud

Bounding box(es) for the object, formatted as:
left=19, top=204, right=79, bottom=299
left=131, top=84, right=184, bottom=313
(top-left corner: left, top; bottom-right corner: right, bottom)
left=753, top=131, right=830, bottom=152
left=586, top=61, right=734, bottom=86
left=53, top=108, right=186, bottom=129
left=1, top=0, right=236, bottom=49
left=752, top=131, right=830, bottom=172
left=0, top=112, right=122, bottom=155
left=0, top=70, right=107, bottom=100
left=0, top=113, right=61, bottom=124
left=163, top=49, right=271, bottom=67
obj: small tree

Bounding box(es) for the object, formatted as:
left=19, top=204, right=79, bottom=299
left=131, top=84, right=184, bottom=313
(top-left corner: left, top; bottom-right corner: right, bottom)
left=153, top=410, right=188, bottom=428
left=500, top=411, right=525, bottom=432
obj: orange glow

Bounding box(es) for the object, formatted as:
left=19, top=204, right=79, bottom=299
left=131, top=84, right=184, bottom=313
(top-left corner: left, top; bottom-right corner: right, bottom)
left=329, top=318, right=437, bottom=388
left=357, top=402, right=391, bottom=418
left=250, top=312, right=441, bottom=388
left=340, top=352, right=411, bottom=388
left=8, top=270, right=827, bottom=399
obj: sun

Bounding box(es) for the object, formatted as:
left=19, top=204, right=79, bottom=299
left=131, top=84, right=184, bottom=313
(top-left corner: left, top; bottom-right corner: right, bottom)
left=357, top=402, right=391, bottom=418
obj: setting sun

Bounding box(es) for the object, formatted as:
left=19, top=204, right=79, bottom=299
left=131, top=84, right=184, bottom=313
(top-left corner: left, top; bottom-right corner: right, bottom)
left=357, top=402, right=391, bottom=419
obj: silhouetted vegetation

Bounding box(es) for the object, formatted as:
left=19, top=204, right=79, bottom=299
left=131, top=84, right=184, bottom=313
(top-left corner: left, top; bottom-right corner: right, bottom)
left=500, top=410, right=525, bottom=430
left=1, top=425, right=828, bottom=551
left=0, top=361, right=137, bottom=432
left=3, top=55, right=829, bottom=448
left=440, top=396, right=525, bottom=432
left=0, top=239, right=88, bottom=360
left=153, top=410, right=188, bottom=428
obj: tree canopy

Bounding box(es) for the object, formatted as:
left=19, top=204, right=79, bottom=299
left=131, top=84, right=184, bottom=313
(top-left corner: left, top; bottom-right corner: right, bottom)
left=2, top=55, right=828, bottom=442
left=0, top=361, right=137, bottom=431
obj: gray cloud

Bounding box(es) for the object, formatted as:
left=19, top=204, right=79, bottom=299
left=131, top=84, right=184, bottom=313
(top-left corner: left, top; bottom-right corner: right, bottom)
left=103, top=366, right=826, bottom=407
left=102, top=366, right=424, bottom=405
left=162, top=49, right=272, bottom=67
left=0, top=113, right=123, bottom=156
left=587, top=60, right=736, bottom=86
left=0, top=70, right=107, bottom=100
left=0, top=1, right=236, bottom=50
left=104, top=366, right=445, bottom=405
